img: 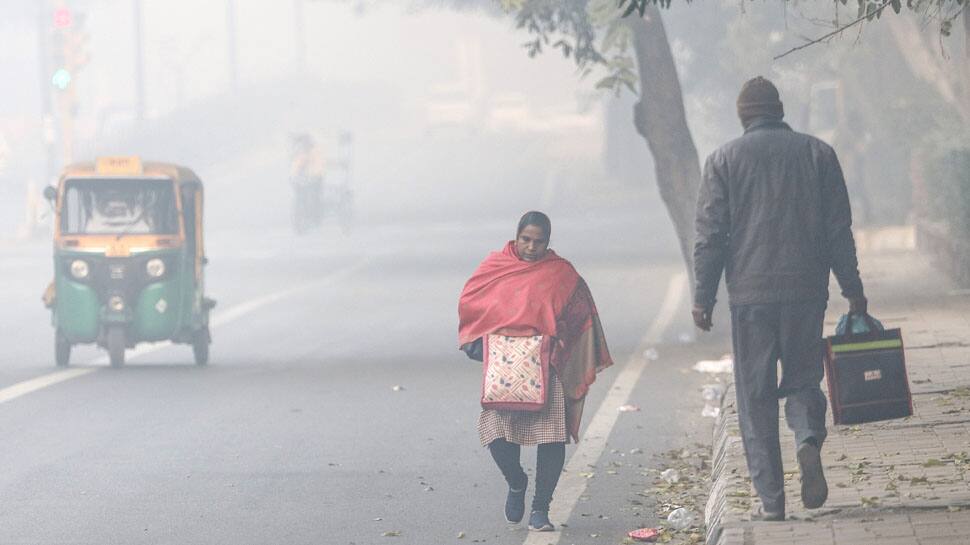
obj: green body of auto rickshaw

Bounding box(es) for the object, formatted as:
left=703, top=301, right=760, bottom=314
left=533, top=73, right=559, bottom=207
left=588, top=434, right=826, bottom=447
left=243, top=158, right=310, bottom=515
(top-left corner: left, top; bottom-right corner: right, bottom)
left=43, top=157, right=215, bottom=367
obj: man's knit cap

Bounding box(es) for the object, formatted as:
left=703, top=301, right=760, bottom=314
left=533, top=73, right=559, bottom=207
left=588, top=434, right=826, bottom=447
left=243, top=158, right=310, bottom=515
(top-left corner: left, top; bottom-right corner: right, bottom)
left=737, top=76, right=784, bottom=126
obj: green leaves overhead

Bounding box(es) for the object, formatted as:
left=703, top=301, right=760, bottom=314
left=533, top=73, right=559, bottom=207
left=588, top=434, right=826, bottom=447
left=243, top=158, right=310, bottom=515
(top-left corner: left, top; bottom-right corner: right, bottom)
left=614, top=0, right=965, bottom=32
left=858, top=0, right=893, bottom=21
left=617, top=0, right=676, bottom=17
left=941, top=18, right=953, bottom=36
left=506, top=0, right=640, bottom=95
left=512, top=0, right=605, bottom=65
left=501, top=0, right=965, bottom=92
left=598, top=17, right=632, bottom=52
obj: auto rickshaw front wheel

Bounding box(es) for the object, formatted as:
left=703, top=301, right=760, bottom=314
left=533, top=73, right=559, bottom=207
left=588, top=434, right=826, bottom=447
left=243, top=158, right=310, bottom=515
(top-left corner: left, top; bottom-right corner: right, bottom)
left=192, top=327, right=210, bottom=366
left=55, top=330, right=71, bottom=367
left=107, top=327, right=126, bottom=368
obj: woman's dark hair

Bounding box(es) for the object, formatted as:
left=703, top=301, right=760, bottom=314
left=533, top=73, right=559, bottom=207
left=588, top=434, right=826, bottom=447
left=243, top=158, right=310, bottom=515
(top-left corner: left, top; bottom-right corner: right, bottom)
left=517, top=210, right=551, bottom=239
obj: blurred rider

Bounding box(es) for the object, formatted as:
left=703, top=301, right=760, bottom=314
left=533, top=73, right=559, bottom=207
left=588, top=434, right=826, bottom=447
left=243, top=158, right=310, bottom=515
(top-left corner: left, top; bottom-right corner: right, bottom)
left=289, top=133, right=325, bottom=230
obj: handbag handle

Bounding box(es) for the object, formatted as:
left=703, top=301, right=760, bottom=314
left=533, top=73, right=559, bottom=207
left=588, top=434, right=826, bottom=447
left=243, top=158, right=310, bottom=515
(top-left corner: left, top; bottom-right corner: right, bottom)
left=846, top=312, right=880, bottom=334
left=461, top=337, right=484, bottom=362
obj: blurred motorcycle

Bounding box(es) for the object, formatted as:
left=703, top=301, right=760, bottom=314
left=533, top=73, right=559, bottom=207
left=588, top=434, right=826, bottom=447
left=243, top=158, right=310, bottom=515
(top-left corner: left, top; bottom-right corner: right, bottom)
left=289, top=133, right=324, bottom=234
left=288, top=131, right=354, bottom=234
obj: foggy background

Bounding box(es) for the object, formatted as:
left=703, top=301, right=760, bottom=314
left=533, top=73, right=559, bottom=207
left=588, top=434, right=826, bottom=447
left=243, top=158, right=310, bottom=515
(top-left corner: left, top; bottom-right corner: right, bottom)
left=0, top=0, right=964, bottom=379
left=0, top=1, right=958, bottom=255
left=0, top=2, right=967, bottom=543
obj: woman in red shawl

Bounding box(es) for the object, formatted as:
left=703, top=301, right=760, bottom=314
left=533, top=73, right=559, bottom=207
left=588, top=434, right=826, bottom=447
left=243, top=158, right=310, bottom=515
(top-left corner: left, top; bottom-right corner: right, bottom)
left=458, top=211, right=613, bottom=532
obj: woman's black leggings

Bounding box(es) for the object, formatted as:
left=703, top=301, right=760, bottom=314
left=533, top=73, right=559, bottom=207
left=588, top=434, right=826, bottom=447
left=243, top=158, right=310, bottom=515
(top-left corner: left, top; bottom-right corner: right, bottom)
left=488, top=438, right=566, bottom=512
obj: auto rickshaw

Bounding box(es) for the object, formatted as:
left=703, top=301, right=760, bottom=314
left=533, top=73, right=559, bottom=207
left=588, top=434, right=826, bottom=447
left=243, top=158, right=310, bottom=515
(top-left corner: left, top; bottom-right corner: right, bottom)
left=43, top=157, right=215, bottom=367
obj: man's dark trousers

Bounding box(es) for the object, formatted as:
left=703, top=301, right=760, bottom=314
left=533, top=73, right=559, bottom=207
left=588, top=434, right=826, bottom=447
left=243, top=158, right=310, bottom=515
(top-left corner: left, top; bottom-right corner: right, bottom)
left=730, top=301, right=829, bottom=513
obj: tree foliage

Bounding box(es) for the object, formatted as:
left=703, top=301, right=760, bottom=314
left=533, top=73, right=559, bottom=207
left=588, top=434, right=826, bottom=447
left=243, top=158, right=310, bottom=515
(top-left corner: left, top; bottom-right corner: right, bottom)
left=619, top=0, right=965, bottom=22
left=499, top=0, right=642, bottom=95
left=500, top=0, right=967, bottom=96
left=621, top=0, right=968, bottom=43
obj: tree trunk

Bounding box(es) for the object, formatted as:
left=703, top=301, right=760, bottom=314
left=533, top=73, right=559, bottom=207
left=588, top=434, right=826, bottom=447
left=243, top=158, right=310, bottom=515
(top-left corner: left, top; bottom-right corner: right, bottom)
left=627, top=6, right=702, bottom=294
left=886, top=13, right=970, bottom=125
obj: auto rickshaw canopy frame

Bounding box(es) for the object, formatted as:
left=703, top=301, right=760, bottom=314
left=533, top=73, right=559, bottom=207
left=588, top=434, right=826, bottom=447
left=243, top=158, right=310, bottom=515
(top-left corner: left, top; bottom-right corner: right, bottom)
left=53, top=158, right=205, bottom=251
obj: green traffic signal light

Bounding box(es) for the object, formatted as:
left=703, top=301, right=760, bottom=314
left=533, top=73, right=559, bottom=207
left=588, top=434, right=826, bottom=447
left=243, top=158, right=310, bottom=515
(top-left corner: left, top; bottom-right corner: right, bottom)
left=52, top=68, right=71, bottom=90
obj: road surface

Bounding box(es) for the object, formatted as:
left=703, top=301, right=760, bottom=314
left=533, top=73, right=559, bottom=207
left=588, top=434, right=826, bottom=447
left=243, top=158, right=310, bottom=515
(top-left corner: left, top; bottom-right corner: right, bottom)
left=0, top=219, right=721, bottom=544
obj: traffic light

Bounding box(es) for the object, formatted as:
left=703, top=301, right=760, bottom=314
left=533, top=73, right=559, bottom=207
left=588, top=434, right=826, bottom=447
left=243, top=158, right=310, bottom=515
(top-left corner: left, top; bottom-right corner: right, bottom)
left=49, top=4, right=88, bottom=92
left=53, top=6, right=72, bottom=29
left=51, top=68, right=71, bottom=91
left=47, top=2, right=88, bottom=166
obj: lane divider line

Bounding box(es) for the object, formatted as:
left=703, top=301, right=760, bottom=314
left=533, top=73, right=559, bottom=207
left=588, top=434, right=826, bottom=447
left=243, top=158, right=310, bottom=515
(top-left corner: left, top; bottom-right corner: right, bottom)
left=521, top=271, right=687, bottom=545
left=641, top=271, right=689, bottom=347
left=0, top=368, right=96, bottom=406
left=208, top=258, right=369, bottom=329
left=0, top=257, right=373, bottom=404
left=90, top=257, right=373, bottom=365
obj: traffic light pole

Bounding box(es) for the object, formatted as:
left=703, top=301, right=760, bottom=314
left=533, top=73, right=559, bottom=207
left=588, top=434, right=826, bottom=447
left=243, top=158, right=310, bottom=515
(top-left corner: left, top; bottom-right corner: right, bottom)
left=57, top=86, right=75, bottom=166
left=294, top=0, right=306, bottom=74
left=227, top=0, right=238, bottom=91
left=36, top=1, right=56, bottom=184
left=133, top=0, right=145, bottom=122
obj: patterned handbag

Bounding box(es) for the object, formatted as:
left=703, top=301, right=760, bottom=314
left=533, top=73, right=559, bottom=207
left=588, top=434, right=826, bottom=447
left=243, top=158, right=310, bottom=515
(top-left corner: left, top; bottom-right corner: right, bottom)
left=481, top=334, right=551, bottom=412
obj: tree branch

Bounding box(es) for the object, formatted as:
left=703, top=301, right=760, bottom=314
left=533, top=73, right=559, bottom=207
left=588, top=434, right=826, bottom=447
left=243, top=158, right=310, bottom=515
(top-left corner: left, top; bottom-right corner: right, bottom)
left=773, top=0, right=894, bottom=60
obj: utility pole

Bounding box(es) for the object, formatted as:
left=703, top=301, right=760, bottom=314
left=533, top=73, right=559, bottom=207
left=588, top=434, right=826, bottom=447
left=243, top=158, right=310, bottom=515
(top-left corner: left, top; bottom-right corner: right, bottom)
left=48, top=2, right=88, bottom=167
left=37, top=0, right=55, bottom=183
left=294, top=0, right=306, bottom=74
left=227, top=0, right=238, bottom=91
left=133, top=0, right=145, bottom=122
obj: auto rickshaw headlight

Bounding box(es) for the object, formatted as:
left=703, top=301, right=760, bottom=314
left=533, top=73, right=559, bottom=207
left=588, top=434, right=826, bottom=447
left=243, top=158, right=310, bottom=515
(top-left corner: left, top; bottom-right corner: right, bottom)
left=70, top=260, right=89, bottom=280
left=108, top=295, right=125, bottom=312
left=146, top=258, right=165, bottom=278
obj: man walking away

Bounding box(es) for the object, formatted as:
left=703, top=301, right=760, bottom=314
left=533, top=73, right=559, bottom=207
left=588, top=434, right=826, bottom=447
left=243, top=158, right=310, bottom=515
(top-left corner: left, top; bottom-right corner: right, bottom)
left=691, top=76, right=867, bottom=521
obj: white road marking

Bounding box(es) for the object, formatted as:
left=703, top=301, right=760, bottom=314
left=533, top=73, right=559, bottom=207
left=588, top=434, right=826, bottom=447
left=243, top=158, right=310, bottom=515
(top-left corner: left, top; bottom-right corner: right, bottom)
left=0, top=258, right=372, bottom=403
left=641, top=271, right=689, bottom=347
left=0, top=368, right=96, bottom=405
left=521, top=271, right=687, bottom=544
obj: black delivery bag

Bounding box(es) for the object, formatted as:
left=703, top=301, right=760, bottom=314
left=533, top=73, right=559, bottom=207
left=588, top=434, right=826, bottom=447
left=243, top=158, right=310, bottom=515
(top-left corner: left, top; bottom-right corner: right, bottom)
left=824, top=314, right=913, bottom=425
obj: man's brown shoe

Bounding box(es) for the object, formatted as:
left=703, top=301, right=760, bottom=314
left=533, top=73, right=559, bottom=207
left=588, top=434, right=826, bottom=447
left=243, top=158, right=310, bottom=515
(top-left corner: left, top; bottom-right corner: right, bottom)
left=751, top=506, right=785, bottom=522
left=798, top=441, right=828, bottom=509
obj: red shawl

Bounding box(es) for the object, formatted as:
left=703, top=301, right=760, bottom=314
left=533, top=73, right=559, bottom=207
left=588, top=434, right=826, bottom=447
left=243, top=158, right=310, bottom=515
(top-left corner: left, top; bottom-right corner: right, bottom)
left=458, top=242, right=613, bottom=441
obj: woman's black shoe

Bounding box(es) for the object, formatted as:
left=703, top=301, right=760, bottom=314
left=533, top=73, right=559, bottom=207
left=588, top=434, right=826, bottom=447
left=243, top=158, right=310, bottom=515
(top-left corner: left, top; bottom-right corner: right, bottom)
left=505, top=477, right=527, bottom=523
left=528, top=510, right=554, bottom=531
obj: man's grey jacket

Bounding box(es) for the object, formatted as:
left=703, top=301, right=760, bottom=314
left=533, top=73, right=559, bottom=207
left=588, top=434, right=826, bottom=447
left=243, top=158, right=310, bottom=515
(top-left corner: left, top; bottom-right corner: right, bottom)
left=693, top=118, right=864, bottom=308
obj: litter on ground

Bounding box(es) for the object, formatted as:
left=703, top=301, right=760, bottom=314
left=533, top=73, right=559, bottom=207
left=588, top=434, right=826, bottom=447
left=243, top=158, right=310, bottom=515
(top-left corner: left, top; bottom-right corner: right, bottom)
left=692, top=355, right=733, bottom=374
left=627, top=527, right=661, bottom=541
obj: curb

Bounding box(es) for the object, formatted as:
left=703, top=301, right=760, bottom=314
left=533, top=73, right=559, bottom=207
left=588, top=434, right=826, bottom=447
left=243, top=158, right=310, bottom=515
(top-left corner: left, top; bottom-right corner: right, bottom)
left=704, top=384, right=750, bottom=545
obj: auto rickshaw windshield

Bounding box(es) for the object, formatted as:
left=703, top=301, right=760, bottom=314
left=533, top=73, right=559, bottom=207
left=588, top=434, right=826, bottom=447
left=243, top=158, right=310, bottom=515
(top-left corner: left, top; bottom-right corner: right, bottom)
left=61, top=178, right=180, bottom=236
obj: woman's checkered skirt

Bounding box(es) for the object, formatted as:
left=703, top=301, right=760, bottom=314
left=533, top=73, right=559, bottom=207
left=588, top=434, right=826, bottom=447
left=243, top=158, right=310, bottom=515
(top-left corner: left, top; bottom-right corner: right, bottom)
left=478, top=371, right=567, bottom=446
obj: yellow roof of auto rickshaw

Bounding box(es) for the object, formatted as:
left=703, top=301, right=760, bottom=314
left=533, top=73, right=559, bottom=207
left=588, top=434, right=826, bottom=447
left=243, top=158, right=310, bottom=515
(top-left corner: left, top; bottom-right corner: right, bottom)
left=59, top=157, right=203, bottom=189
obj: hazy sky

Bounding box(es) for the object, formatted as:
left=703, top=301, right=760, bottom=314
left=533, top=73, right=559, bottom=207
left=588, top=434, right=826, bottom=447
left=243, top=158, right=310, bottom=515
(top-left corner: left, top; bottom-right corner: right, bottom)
left=74, top=2, right=589, bottom=123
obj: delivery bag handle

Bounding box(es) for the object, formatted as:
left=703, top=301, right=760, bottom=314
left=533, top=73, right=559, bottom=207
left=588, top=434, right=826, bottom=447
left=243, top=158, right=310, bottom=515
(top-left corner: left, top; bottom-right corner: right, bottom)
left=846, top=312, right=882, bottom=335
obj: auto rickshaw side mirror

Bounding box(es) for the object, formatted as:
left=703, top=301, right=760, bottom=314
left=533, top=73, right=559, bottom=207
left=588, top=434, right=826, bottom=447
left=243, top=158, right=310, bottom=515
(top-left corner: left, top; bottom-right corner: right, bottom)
left=43, top=185, right=57, bottom=203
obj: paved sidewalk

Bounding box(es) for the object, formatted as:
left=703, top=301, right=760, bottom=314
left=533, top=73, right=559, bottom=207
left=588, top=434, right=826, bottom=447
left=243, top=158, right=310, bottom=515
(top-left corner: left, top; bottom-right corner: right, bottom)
left=705, top=249, right=970, bottom=545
